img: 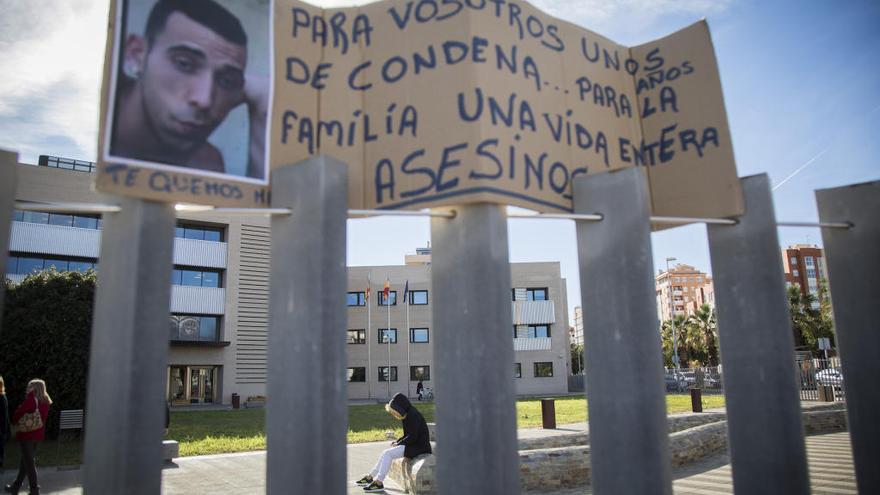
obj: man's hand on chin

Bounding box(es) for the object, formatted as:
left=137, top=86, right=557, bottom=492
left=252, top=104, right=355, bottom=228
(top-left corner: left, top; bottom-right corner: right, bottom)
left=244, top=75, right=269, bottom=179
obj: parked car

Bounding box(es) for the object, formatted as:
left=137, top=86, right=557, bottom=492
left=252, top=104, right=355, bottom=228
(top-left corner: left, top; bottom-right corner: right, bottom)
left=815, top=368, right=844, bottom=388
left=664, top=370, right=688, bottom=392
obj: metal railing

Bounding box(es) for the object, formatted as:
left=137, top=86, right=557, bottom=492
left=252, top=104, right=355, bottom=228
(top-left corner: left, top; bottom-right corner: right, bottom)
left=1, top=152, right=877, bottom=494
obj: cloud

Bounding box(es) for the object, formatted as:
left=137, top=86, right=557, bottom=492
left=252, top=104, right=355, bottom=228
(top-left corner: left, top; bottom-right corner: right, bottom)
left=0, top=0, right=108, bottom=163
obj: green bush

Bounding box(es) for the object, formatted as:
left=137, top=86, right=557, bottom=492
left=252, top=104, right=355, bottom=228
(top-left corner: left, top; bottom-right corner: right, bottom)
left=2, top=270, right=95, bottom=439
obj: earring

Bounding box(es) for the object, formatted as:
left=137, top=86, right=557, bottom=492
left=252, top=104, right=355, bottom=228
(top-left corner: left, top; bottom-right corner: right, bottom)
left=123, top=63, right=141, bottom=79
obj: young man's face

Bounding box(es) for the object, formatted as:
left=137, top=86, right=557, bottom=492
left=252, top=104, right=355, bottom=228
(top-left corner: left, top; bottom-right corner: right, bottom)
left=138, top=11, right=246, bottom=153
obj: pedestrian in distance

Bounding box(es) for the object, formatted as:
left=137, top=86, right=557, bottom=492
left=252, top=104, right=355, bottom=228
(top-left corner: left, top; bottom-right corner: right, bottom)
left=0, top=376, right=10, bottom=480
left=416, top=380, right=424, bottom=401
left=5, top=379, right=51, bottom=495
left=355, top=393, right=432, bottom=493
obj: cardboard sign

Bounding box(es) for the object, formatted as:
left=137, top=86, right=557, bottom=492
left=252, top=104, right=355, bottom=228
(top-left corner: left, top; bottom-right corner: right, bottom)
left=98, top=0, right=743, bottom=217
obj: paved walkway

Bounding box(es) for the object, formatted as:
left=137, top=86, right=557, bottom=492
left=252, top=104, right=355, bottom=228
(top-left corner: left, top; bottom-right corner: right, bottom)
left=3, top=430, right=855, bottom=494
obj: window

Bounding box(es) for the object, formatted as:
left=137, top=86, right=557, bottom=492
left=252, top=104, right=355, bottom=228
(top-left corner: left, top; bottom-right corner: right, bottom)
left=790, top=256, right=797, bottom=265
left=6, top=255, right=97, bottom=275
left=175, top=223, right=224, bottom=242
left=410, top=328, right=429, bottom=343
left=410, top=290, right=428, bottom=305
left=347, top=329, right=366, bottom=344
left=534, top=362, right=554, bottom=377
left=410, top=366, right=430, bottom=381
left=14, top=210, right=101, bottom=230
left=347, top=292, right=366, bottom=306
left=378, top=366, right=398, bottom=382
left=168, top=315, right=221, bottom=341
left=792, top=269, right=799, bottom=277
left=514, top=363, right=522, bottom=378
left=172, top=268, right=222, bottom=288
left=347, top=367, right=366, bottom=382
left=378, top=328, right=398, bottom=344
left=379, top=291, right=397, bottom=306
left=526, top=288, right=548, bottom=301
left=514, top=324, right=550, bottom=338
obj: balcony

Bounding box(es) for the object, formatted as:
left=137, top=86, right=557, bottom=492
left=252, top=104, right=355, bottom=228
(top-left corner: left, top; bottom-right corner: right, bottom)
left=10, top=222, right=227, bottom=269
left=10, top=221, right=100, bottom=258
left=511, top=300, right=556, bottom=325
left=513, top=337, right=552, bottom=351
left=170, top=286, right=225, bottom=315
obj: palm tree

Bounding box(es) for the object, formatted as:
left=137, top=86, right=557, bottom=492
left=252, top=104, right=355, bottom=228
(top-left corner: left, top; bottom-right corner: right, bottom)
left=687, top=304, right=719, bottom=366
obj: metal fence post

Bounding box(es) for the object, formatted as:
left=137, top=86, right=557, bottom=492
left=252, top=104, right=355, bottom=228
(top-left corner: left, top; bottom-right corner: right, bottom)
left=816, top=180, right=879, bottom=493
left=431, top=203, right=520, bottom=495
left=266, top=156, right=348, bottom=494
left=83, top=197, right=175, bottom=494
left=573, top=167, right=672, bottom=494
left=0, top=150, right=17, bottom=331
left=706, top=174, right=809, bottom=494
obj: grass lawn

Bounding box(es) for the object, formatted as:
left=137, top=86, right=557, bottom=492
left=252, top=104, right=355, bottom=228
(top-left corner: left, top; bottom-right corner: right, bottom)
left=2, top=393, right=725, bottom=467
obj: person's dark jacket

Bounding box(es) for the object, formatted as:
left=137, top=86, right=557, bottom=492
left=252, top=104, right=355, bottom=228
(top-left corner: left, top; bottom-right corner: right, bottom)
left=0, top=393, right=9, bottom=441
left=388, top=393, right=432, bottom=459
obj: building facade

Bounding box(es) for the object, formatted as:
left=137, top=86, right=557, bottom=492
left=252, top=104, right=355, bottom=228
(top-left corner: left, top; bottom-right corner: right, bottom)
left=655, top=263, right=713, bottom=322
left=781, top=244, right=827, bottom=308
left=7, top=157, right=570, bottom=405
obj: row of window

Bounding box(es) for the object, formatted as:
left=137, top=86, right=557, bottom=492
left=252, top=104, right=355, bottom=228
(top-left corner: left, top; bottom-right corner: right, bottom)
left=513, top=287, right=548, bottom=301
left=346, top=290, right=428, bottom=306
left=347, top=325, right=552, bottom=344
left=169, top=314, right=220, bottom=341
left=7, top=254, right=97, bottom=275
left=347, top=366, right=431, bottom=382
left=14, top=211, right=224, bottom=242
left=347, top=328, right=429, bottom=344
left=14, top=210, right=103, bottom=230
left=347, top=362, right=555, bottom=382
left=171, top=268, right=222, bottom=288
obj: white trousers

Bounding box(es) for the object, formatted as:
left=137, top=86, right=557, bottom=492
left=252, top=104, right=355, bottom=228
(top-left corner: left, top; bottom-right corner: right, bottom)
left=370, top=444, right=405, bottom=481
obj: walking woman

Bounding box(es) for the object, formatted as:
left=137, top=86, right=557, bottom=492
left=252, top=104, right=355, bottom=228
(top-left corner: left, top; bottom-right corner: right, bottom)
left=5, top=379, right=51, bottom=495
left=0, top=377, right=9, bottom=480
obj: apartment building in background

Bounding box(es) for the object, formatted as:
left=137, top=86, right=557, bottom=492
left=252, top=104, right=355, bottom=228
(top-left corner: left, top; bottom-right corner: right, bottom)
left=6, top=156, right=570, bottom=405
left=781, top=244, right=827, bottom=308
left=655, top=263, right=714, bottom=322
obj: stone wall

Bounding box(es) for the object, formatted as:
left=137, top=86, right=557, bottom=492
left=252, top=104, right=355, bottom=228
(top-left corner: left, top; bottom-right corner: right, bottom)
left=391, top=405, right=847, bottom=494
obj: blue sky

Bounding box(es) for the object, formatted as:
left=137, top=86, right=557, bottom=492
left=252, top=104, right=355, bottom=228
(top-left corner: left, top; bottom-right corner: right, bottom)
left=1, top=0, right=878, bottom=323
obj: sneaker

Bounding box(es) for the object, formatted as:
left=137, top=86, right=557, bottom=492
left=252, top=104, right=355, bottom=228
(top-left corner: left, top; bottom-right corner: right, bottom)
left=355, top=475, right=373, bottom=486
left=363, top=480, right=385, bottom=492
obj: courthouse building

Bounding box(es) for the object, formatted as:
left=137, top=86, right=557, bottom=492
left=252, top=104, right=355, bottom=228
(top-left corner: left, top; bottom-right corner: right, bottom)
left=6, top=157, right=570, bottom=405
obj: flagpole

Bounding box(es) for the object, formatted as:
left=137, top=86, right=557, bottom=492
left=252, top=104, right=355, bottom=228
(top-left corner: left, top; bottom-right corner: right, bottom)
left=367, top=272, right=372, bottom=400
left=406, top=284, right=411, bottom=399
left=387, top=278, right=392, bottom=400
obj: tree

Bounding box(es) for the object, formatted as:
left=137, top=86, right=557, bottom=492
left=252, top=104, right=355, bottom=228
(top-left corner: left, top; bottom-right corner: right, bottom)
left=570, top=343, right=584, bottom=375
left=787, top=282, right=835, bottom=355
left=2, top=270, right=95, bottom=438
left=686, top=305, right=719, bottom=367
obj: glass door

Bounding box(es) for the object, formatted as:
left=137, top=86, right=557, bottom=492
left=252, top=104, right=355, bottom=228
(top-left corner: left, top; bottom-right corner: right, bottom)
left=169, top=366, right=187, bottom=405
left=189, top=367, right=216, bottom=404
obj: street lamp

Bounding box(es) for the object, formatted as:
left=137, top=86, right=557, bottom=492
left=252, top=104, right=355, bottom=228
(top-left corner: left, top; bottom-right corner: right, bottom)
left=665, top=257, right=680, bottom=370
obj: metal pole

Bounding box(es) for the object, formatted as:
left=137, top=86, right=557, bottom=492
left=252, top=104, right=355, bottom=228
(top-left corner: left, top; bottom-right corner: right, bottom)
left=573, top=167, right=672, bottom=494
left=0, top=150, right=18, bottom=332
left=706, top=174, right=809, bottom=494
left=816, top=180, right=879, bottom=493
left=266, top=156, right=348, bottom=495
left=387, top=297, right=392, bottom=399
left=367, top=273, right=372, bottom=399
left=432, top=203, right=520, bottom=495
left=83, top=197, right=175, bottom=494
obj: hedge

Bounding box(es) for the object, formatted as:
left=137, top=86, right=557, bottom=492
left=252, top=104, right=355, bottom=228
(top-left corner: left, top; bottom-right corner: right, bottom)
left=2, top=270, right=95, bottom=439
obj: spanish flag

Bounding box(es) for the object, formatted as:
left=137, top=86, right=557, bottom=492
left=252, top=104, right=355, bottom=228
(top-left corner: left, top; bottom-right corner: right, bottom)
left=383, top=278, right=391, bottom=301
left=366, top=273, right=371, bottom=301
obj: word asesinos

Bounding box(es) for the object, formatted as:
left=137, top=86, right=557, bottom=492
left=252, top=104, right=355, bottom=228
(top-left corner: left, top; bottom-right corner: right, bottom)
left=285, top=36, right=542, bottom=92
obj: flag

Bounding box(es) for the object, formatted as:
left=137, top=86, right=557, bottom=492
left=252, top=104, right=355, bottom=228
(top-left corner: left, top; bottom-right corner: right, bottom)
left=383, top=278, right=391, bottom=303
left=365, top=273, right=371, bottom=301
left=402, top=280, right=409, bottom=305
